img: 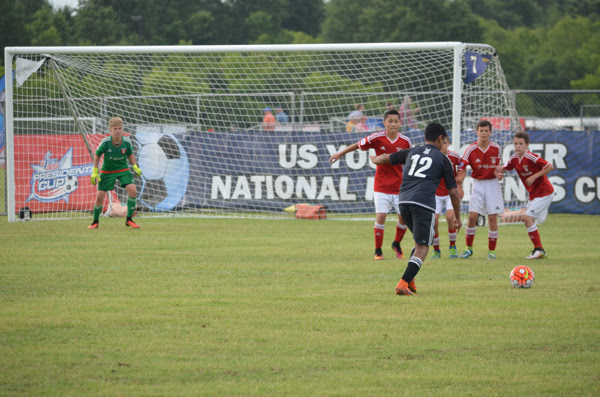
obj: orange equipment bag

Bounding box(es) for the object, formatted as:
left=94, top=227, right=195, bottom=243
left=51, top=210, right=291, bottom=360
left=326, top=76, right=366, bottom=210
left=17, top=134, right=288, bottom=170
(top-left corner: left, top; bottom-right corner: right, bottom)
left=295, top=204, right=326, bottom=220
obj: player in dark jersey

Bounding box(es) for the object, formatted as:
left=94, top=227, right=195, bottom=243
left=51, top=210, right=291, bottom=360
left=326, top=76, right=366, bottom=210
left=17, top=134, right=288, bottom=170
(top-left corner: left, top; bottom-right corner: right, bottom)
left=371, top=122, right=462, bottom=296
left=88, top=117, right=142, bottom=229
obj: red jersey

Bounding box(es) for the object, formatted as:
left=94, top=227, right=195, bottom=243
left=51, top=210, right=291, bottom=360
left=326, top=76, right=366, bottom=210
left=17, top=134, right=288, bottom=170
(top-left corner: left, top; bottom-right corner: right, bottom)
left=459, top=141, right=502, bottom=180
left=436, top=150, right=461, bottom=196
left=503, top=151, right=554, bottom=200
left=358, top=131, right=412, bottom=194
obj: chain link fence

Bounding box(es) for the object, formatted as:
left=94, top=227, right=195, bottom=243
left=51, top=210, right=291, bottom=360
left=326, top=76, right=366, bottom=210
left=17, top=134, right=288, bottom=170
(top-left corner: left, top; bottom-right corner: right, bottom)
left=512, top=90, right=600, bottom=131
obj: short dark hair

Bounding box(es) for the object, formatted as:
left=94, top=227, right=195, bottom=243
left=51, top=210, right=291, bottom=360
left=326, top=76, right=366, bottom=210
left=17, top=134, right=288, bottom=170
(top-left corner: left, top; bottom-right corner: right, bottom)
left=383, top=109, right=399, bottom=120
left=424, top=122, right=448, bottom=142
left=514, top=130, right=530, bottom=144
left=476, top=120, right=493, bottom=131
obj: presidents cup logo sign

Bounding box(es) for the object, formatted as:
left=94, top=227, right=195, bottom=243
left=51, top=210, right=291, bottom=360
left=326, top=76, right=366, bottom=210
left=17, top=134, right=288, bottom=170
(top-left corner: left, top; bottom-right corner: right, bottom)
left=26, top=148, right=93, bottom=203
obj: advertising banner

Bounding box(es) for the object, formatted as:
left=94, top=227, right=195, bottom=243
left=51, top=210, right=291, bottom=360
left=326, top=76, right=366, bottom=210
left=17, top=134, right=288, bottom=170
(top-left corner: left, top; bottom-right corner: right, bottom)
left=13, top=130, right=600, bottom=215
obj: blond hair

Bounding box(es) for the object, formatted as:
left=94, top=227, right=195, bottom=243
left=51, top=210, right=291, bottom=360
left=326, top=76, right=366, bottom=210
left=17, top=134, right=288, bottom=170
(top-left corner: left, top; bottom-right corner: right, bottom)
left=109, top=117, right=123, bottom=128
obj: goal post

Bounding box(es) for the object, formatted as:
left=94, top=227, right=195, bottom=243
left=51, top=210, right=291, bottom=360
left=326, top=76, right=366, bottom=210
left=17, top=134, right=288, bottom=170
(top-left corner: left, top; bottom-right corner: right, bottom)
left=4, top=42, right=523, bottom=222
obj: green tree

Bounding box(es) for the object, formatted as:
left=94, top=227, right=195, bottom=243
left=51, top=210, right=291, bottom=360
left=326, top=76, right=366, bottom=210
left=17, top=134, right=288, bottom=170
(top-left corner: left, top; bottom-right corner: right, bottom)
left=320, top=0, right=483, bottom=44
left=75, top=2, right=131, bottom=45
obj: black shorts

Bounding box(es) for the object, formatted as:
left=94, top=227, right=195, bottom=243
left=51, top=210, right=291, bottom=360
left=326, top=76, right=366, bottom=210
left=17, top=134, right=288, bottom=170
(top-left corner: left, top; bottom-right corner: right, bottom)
left=399, top=204, right=435, bottom=246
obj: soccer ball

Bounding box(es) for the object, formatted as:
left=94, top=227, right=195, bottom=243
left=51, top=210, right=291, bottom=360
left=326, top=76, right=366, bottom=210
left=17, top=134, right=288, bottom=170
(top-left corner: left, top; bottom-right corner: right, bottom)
left=64, top=175, right=78, bottom=193
left=510, top=265, right=535, bottom=288
left=133, top=131, right=189, bottom=212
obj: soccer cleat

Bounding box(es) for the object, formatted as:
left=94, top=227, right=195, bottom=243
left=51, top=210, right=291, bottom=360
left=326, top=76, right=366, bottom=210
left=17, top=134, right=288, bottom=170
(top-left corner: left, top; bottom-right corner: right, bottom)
left=487, top=251, right=496, bottom=260
left=374, top=248, right=383, bottom=260
left=460, top=249, right=473, bottom=259
left=526, top=248, right=547, bottom=260
left=391, top=241, right=404, bottom=259
left=449, top=246, right=458, bottom=259
left=408, top=279, right=417, bottom=294
left=431, top=250, right=441, bottom=259
left=126, top=220, right=141, bottom=229
left=395, top=280, right=414, bottom=296
left=88, top=222, right=99, bottom=229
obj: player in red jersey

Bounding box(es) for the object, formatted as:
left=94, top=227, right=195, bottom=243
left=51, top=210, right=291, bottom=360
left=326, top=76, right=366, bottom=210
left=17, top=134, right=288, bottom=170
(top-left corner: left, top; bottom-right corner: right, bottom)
left=456, top=120, right=504, bottom=259
left=330, top=109, right=412, bottom=260
left=495, top=131, right=554, bottom=259
left=431, top=136, right=463, bottom=259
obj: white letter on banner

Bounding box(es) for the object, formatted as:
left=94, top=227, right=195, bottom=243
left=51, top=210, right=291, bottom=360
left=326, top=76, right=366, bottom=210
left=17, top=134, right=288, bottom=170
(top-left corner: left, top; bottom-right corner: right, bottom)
left=504, top=176, right=526, bottom=202
left=339, top=177, right=356, bottom=200
left=211, top=176, right=231, bottom=199
left=278, top=144, right=297, bottom=169
left=327, top=144, right=345, bottom=169
left=549, top=176, right=565, bottom=202
left=529, top=143, right=544, bottom=157
left=346, top=150, right=366, bottom=170
left=250, top=175, right=266, bottom=199
left=545, top=144, right=567, bottom=169
left=265, top=175, right=274, bottom=199
left=502, top=145, right=514, bottom=163
left=275, top=175, right=294, bottom=199
left=575, top=177, right=595, bottom=203
left=368, top=148, right=377, bottom=169
left=365, top=177, right=374, bottom=201
left=232, top=176, right=251, bottom=199
left=296, top=176, right=317, bottom=199
left=317, top=177, right=339, bottom=200
left=297, top=145, right=318, bottom=169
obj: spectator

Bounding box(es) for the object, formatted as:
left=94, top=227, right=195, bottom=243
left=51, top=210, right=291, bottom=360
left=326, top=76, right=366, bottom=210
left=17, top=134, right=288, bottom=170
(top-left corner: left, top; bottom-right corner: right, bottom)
left=347, top=103, right=365, bottom=120
left=346, top=110, right=366, bottom=132
left=398, top=95, right=420, bottom=132
left=262, top=107, right=276, bottom=131
left=275, top=106, right=290, bottom=124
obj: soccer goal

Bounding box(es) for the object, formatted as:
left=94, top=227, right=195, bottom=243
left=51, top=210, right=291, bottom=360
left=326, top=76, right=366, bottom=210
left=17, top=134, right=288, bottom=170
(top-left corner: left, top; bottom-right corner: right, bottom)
left=4, top=42, right=524, bottom=222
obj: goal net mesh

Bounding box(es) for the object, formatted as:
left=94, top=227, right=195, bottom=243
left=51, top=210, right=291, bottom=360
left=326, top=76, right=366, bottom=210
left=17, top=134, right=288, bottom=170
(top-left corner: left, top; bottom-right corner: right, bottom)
left=6, top=43, right=524, bottom=221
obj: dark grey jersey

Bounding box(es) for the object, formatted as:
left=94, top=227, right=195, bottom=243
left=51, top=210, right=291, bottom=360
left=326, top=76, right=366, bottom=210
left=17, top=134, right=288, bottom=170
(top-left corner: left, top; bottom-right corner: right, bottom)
left=389, top=144, right=458, bottom=212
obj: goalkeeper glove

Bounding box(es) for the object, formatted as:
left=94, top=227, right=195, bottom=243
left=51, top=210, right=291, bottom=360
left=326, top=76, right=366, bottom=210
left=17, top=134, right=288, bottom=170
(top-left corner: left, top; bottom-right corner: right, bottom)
left=132, top=164, right=142, bottom=177
left=90, top=167, right=100, bottom=185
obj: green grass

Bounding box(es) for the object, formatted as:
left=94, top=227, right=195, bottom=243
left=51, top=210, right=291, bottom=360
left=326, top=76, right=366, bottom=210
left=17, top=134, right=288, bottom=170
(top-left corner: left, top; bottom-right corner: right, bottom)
left=1, top=214, right=599, bottom=395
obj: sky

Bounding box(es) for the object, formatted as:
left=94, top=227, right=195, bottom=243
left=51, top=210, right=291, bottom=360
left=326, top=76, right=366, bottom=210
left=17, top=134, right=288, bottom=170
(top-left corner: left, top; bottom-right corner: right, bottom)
left=48, top=0, right=79, bottom=9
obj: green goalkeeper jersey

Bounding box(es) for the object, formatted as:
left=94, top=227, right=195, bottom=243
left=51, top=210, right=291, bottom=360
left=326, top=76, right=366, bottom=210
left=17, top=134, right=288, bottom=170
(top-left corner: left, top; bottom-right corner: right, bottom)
left=96, top=136, right=134, bottom=172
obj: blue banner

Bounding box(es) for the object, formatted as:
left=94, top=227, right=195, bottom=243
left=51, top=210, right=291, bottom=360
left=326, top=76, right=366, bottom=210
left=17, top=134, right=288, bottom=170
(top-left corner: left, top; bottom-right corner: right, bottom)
left=526, top=130, right=599, bottom=214
left=134, top=129, right=599, bottom=215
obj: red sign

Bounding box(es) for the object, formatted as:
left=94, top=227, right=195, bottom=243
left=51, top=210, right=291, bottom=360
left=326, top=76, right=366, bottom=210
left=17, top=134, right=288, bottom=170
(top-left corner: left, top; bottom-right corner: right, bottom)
left=14, top=134, right=108, bottom=214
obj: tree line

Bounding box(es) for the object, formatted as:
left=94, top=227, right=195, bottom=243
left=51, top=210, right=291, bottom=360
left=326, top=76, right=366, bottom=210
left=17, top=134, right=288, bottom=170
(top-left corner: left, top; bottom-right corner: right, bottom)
left=1, top=0, right=599, bottom=91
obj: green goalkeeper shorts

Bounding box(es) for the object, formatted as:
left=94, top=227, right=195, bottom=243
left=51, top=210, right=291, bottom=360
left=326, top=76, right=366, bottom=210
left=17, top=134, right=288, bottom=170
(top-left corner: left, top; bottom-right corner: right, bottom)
left=98, top=170, right=134, bottom=191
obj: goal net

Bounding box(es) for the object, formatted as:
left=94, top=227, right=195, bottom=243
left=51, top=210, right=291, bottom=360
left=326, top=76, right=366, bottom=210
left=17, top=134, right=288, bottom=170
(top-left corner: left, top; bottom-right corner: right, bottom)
left=4, top=43, right=524, bottom=222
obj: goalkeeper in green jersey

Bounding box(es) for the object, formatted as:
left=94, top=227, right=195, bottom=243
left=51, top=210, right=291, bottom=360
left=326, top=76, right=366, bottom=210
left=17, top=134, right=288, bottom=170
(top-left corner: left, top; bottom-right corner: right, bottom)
left=88, top=117, right=142, bottom=229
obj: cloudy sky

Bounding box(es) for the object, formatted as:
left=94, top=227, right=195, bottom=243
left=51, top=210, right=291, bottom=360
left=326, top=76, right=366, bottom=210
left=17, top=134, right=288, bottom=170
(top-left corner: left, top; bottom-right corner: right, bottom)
left=49, top=0, right=79, bottom=9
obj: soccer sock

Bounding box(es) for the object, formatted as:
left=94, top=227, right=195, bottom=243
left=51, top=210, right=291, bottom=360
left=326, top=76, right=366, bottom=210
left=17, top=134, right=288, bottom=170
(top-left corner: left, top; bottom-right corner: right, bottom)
left=433, top=234, right=440, bottom=251
left=127, top=197, right=136, bottom=218
left=488, top=230, right=498, bottom=251
left=527, top=224, right=542, bottom=249
left=402, top=256, right=423, bottom=283
left=448, top=229, right=457, bottom=247
left=374, top=223, right=385, bottom=250
left=395, top=223, right=407, bottom=243
left=465, top=227, right=476, bottom=248
left=93, top=206, right=102, bottom=223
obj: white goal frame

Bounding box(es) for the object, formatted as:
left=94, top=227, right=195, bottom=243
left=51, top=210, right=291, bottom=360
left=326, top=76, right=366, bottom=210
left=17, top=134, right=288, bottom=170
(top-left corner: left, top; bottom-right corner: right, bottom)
left=4, top=42, right=522, bottom=222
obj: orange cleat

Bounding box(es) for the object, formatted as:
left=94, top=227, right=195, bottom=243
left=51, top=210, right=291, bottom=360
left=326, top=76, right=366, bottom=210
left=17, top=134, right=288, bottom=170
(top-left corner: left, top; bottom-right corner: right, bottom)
left=88, top=222, right=99, bottom=229
left=126, top=220, right=140, bottom=229
left=395, top=279, right=414, bottom=296
left=408, top=279, right=417, bottom=294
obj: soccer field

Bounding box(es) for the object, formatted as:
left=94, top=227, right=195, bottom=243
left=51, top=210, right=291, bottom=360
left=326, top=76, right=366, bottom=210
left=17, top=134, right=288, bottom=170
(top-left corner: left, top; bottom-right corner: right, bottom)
left=1, top=214, right=599, bottom=395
